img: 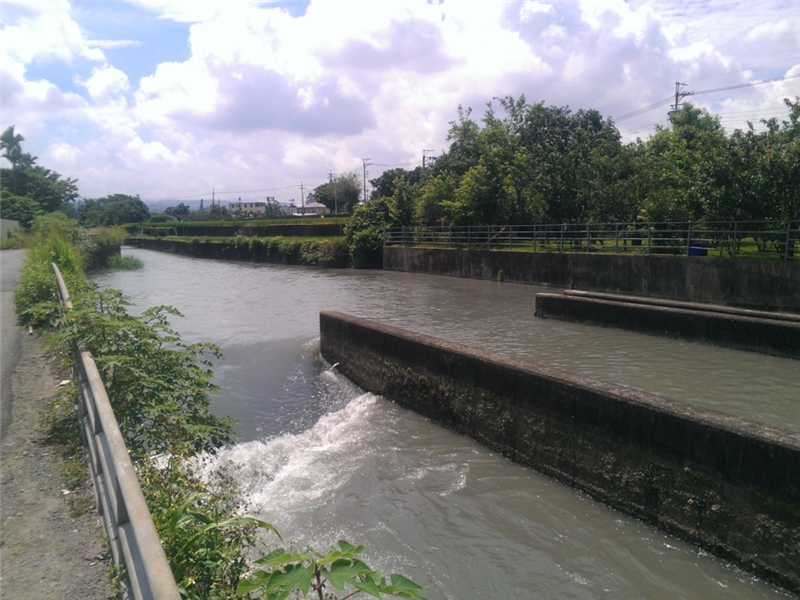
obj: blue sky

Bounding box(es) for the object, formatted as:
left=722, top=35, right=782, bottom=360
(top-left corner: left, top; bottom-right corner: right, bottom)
left=2, top=0, right=798, bottom=204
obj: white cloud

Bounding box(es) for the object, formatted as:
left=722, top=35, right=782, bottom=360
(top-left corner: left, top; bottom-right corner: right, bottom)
left=2, top=0, right=798, bottom=201
left=79, top=65, right=130, bottom=100
left=1, top=0, right=104, bottom=65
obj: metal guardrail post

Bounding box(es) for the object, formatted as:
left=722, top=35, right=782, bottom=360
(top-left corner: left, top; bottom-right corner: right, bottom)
left=785, top=221, right=792, bottom=261
left=51, top=264, right=181, bottom=600
left=686, top=222, right=692, bottom=255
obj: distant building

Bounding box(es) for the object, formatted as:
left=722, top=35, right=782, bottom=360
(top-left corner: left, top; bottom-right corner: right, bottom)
left=230, top=199, right=267, bottom=217
left=286, top=193, right=330, bottom=216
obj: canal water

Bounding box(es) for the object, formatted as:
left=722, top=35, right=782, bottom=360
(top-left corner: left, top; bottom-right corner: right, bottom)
left=93, top=248, right=798, bottom=599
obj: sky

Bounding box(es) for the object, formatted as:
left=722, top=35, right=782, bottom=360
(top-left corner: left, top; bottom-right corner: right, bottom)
left=1, top=0, right=798, bottom=206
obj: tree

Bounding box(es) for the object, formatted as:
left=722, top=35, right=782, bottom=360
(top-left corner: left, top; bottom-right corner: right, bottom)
left=637, top=104, right=728, bottom=222
left=0, top=190, right=44, bottom=227
left=165, top=203, right=191, bottom=219
left=79, top=194, right=150, bottom=226
left=370, top=167, right=423, bottom=200
left=0, top=126, right=25, bottom=168
left=0, top=126, right=79, bottom=217
left=344, top=198, right=393, bottom=268
left=313, top=173, right=360, bottom=214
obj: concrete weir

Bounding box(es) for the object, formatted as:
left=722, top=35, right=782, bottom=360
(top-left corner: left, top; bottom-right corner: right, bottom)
left=534, top=290, right=800, bottom=359
left=319, top=310, right=800, bottom=593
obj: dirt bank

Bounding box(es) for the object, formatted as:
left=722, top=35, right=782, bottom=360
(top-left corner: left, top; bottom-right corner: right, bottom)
left=1, top=331, right=113, bottom=600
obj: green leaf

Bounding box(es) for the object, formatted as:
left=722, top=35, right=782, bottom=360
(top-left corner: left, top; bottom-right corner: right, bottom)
left=379, top=574, right=427, bottom=599
left=263, top=563, right=314, bottom=598
left=353, top=575, right=384, bottom=599
left=254, top=547, right=311, bottom=567
left=321, top=558, right=377, bottom=590
left=236, top=569, right=271, bottom=595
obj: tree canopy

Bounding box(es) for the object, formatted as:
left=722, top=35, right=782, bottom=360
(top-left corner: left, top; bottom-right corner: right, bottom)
left=357, top=96, right=800, bottom=229
left=313, top=173, right=361, bottom=214
left=1, top=126, right=79, bottom=225
left=79, top=194, right=150, bottom=226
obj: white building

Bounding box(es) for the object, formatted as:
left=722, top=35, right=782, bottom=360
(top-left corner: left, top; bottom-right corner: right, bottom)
left=229, top=200, right=267, bottom=216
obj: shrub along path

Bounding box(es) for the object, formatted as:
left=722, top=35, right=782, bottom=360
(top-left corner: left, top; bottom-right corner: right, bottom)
left=0, top=250, right=112, bottom=600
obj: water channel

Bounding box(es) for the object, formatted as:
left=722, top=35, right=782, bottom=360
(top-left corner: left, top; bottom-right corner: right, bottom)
left=93, top=247, right=798, bottom=599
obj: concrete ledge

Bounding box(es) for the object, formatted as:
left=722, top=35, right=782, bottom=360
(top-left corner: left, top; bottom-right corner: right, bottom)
left=534, top=293, right=800, bottom=358
left=320, top=310, right=800, bottom=593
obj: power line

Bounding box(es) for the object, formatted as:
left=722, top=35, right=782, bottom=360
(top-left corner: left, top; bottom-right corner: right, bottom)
left=612, top=73, right=799, bottom=124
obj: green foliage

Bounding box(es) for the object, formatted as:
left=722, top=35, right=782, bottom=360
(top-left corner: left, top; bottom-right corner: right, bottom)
left=0, top=190, right=44, bottom=227
left=14, top=214, right=91, bottom=324
left=137, top=456, right=276, bottom=600
left=239, top=539, right=426, bottom=600
left=46, top=289, right=235, bottom=458
left=316, top=238, right=351, bottom=268
left=1, top=128, right=79, bottom=215
left=104, top=254, right=144, bottom=270
left=345, top=199, right=392, bottom=269
left=79, top=194, right=150, bottom=226
left=148, top=213, right=175, bottom=223
left=314, top=173, right=362, bottom=215
left=358, top=95, right=800, bottom=231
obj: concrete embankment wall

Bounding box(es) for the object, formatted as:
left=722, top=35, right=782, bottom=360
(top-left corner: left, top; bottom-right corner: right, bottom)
left=320, top=310, right=800, bottom=593
left=534, top=292, right=800, bottom=359
left=125, top=237, right=348, bottom=267
left=383, top=247, right=800, bottom=311
left=136, top=222, right=344, bottom=238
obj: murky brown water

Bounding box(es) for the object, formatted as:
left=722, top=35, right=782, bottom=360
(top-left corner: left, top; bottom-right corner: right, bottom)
left=92, top=248, right=798, bottom=600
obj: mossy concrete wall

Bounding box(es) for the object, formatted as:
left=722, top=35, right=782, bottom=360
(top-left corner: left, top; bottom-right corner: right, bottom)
left=534, top=292, right=800, bottom=358
left=320, top=310, right=800, bottom=593
left=383, top=247, right=800, bottom=311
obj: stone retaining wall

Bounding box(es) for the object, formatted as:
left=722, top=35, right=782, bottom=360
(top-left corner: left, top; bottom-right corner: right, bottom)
left=320, top=310, right=800, bottom=593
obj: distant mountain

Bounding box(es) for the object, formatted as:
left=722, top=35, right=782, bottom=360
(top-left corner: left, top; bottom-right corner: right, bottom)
left=144, top=199, right=222, bottom=213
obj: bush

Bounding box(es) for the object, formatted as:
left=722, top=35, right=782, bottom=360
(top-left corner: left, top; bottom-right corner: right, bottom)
left=317, top=237, right=351, bottom=267
left=345, top=198, right=392, bottom=269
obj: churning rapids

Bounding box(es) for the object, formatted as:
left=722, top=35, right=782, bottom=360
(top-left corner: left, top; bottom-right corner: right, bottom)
left=93, top=248, right=798, bottom=600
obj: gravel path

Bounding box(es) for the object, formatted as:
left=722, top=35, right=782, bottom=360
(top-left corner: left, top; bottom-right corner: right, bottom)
left=1, top=250, right=113, bottom=600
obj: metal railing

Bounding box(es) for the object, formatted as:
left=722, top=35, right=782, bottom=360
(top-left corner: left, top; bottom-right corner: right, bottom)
left=384, top=220, right=799, bottom=260
left=52, top=264, right=180, bottom=600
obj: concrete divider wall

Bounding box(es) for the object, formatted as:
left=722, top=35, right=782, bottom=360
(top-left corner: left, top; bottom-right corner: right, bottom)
left=383, top=247, right=800, bottom=311
left=320, top=310, right=800, bottom=593
left=534, top=293, right=800, bottom=358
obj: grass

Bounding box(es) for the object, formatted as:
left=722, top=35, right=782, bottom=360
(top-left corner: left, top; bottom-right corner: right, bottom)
left=104, top=254, right=144, bottom=269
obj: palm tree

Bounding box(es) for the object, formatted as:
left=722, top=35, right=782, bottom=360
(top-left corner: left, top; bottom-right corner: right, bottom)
left=1, top=126, right=25, bottom=168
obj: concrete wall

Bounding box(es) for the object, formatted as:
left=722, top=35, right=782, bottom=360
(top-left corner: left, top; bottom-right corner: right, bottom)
left=534, top=293, right=800, bottom=358
left=1, top=219, right=20, bottom=239
left=320, top=310, right=800, bottom=593
left=383, top=247, right=800, bottom=311
left=138, top=222, right=344, bottom=238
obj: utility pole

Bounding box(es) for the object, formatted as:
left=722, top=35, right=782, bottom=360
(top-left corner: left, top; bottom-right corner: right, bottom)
left=362, top=158, right=371, bottom=203
left=423, top=149, right=434, bottom=171
left=212, top=187, right=215, bottom=207
left=300, top=182, right=305, bottom=215
left=670, top=82, right=692, bottom=115
left=329, top=171, right=338, bottom=215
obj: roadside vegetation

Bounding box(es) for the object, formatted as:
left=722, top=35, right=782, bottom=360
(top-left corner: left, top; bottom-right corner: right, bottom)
left=13, top=213, right=425, bottom=600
